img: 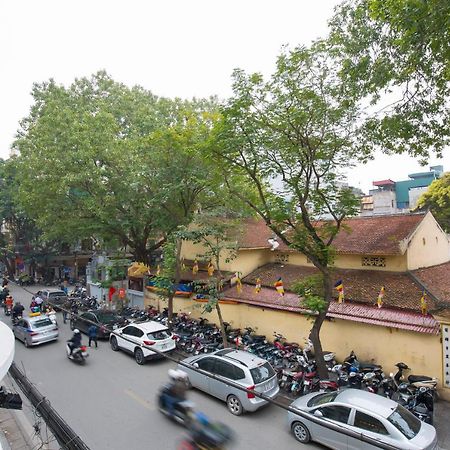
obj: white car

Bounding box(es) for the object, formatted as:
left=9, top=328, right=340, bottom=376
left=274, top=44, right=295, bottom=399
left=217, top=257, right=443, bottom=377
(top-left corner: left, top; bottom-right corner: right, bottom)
left=109, top=321, right=176, bottom=365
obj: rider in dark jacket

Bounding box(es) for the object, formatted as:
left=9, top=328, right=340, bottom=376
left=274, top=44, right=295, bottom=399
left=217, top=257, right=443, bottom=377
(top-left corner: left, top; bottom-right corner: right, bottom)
left=68, top=329, right=82, bottom=357
left=12, top=302, right=25, bottom=319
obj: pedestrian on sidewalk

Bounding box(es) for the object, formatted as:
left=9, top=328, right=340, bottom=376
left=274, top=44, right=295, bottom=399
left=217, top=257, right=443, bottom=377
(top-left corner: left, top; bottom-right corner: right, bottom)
left=88, top=324, right=98, bottom=348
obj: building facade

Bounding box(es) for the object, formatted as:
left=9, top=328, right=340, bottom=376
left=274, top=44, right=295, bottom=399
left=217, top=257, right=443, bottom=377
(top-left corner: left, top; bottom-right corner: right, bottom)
left=361, top=165, right=443, bottom=216
left=144, top=212, right=450, bottom=397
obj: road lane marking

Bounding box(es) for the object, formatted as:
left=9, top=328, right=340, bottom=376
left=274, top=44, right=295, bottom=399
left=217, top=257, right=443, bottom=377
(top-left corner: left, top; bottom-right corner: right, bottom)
left=124, top=388, right=154, bottom=410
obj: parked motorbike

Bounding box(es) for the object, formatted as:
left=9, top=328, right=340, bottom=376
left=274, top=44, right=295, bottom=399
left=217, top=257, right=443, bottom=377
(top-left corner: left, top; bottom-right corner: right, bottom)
left=394, top=362, right=438, bottom=399
left=66, top=343, right=89, bottom=364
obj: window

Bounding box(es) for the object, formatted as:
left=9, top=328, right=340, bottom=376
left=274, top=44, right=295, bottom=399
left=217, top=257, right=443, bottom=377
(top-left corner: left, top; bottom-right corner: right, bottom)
left=133, top=328, right=144, bottom=338
left=17, top=320, right=27, bottom=328
left=387, top=406, right=420, bottom=440
left=96, top=313, right=119, bottom=324
left=196, top=357, right=216, bottom=372
left=32, top=318, right=53, bottom=328
left=307, top=392, right=338, bottom=407
left=274, top=252, right=289, bottom=263
left=318, top=406, right=351, bottom=424
left=233, top=366, right=246, bottom=380
left=250, top=362, right=275, bottom=384
left=147, top=330, right=170, bottom=340
left=214, top=360, right=237, bottom=379
left=81, top=313, right=95, bottom=323
left=122, top=326, right=135, bottom=336
left=362, top=256, right=386, bottom=267
left=354, top=411, right=388, bottom=435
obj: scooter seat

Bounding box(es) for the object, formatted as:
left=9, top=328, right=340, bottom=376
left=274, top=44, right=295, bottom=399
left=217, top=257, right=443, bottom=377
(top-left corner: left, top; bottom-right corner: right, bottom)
left=360, top=363, right=382, bottom=371
left=409, top=375, right=433, bottom=383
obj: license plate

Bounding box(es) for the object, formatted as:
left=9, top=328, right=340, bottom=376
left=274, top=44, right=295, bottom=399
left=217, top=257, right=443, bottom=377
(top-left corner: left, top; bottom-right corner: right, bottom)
left=281, top=375, right=287, bottom=381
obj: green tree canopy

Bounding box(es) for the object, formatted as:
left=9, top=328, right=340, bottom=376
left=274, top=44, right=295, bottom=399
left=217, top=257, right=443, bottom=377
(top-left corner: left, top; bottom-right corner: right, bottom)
left=212, top=43, right=363, bottom=377
left=329, top=0, right=450, bottom=159
left=14, top=72, right=220, bottom=263
left=0, top=158, right=53, bottom=276
left=417, top=172, right=450, bottom=232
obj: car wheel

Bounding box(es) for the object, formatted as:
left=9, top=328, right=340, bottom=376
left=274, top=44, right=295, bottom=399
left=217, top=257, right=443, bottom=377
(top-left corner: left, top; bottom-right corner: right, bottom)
left=291, top=421, right=311, bottom=443
left=226, top=395, right=243, bottom=416
left=110, top=336, right=119, bottom=351
left=24, top=339, right=30, bottom=348
left=134, top=348, right=145, bottom=365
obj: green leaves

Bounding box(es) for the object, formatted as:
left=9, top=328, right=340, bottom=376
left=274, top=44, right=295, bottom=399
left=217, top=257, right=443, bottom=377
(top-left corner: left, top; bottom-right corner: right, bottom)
left=416, top=172, right=450, bottom=232
left=329, top=0, right=450, bottom=158
left=14, top=72, right=221, bottom=262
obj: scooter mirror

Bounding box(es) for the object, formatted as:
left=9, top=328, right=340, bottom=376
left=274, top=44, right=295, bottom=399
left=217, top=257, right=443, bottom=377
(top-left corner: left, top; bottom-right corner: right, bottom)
left=193, top=363, right=199, bottom=368
left=314, top=410, right=323, bottom=418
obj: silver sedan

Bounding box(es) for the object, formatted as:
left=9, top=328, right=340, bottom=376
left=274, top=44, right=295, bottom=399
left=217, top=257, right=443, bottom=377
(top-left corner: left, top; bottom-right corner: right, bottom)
left=287, top=389, right=437, bottom=450
left=13, top=315, right=59, bottom=347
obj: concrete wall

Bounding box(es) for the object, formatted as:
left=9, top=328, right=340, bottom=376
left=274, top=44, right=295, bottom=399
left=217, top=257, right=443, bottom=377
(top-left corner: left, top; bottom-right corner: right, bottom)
left=180, top=239, right=269, bottom=277
left=145, top=289, right=448, bottom=397
left=407, top=212, right=450, bottom=270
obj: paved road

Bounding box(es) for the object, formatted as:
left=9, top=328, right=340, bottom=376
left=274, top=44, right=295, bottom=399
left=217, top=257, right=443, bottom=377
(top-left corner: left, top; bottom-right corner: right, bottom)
left=2, top=284, right=323, bottom=450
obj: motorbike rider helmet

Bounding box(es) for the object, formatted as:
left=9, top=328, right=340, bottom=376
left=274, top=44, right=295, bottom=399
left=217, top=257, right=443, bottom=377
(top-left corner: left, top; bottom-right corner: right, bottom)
left=73, top=329, right=80, bottom=334
left=349, top=366, right=358, bottom=374
left=168, top=369, right=188, bottom=381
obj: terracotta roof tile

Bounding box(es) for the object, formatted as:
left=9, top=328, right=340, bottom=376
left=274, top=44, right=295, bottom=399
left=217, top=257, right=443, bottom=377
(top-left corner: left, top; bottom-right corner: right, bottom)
left=238, top=214, right=425, bottom=255
left=238, top=218, right=277, bottom=248
left=242, top=263, right=433, bottom=313
left=330, top=214, right=425, bottom=255
left=221, top=285, right=439, bottom=334
left=413, top=261, right=450, bottom=306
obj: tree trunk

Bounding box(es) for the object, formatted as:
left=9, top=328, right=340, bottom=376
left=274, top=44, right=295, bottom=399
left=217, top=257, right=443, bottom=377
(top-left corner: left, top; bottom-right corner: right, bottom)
left=215, top=302, right=228, bottom=349
left=132, top=241, right=151, bottom=265
left=308, top=270, right=333, bottom=380
left=167, top=239, right=182, bottom=332
left=1, top=256, right=15, bottom=279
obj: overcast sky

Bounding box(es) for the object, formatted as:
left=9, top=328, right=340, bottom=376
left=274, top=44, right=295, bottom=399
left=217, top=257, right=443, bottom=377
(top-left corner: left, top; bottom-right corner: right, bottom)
left=1, top=0, right=448, bottom=193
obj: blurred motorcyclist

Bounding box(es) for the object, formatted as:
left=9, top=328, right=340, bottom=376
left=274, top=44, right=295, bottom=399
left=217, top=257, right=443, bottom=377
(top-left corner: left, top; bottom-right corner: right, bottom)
left=163, top=369, right=188, bottom=417
left=180, top=411, right=234, bottom=450
left=67, top=329, right=82, bottom=357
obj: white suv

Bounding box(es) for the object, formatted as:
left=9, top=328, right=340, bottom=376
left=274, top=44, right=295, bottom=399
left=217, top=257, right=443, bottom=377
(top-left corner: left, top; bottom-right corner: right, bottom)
left=109, top=321, right=176, bottom=364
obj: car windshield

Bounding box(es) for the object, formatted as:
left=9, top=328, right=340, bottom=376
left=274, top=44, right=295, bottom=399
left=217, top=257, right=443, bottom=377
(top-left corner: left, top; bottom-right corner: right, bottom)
left=32, top=318, right=54, bottom=328
left=307, top=392, right=339, bottom=407
left=387, top=405, right=421, bottom=440
left=147, top=330, right=171, bottom=340
left=250, top=362, right=275, bottom=384
left=96, top=313, right=119, bottom=324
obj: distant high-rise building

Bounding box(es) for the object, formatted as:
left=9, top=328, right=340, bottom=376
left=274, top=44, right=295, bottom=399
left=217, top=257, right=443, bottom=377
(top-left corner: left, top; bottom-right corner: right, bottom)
left=360, top=166, right=443, bottom=216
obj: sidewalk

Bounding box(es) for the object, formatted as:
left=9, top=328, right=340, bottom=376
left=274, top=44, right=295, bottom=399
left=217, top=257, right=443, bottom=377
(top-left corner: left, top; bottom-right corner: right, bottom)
left=0, top=407, right=30, bottom=450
